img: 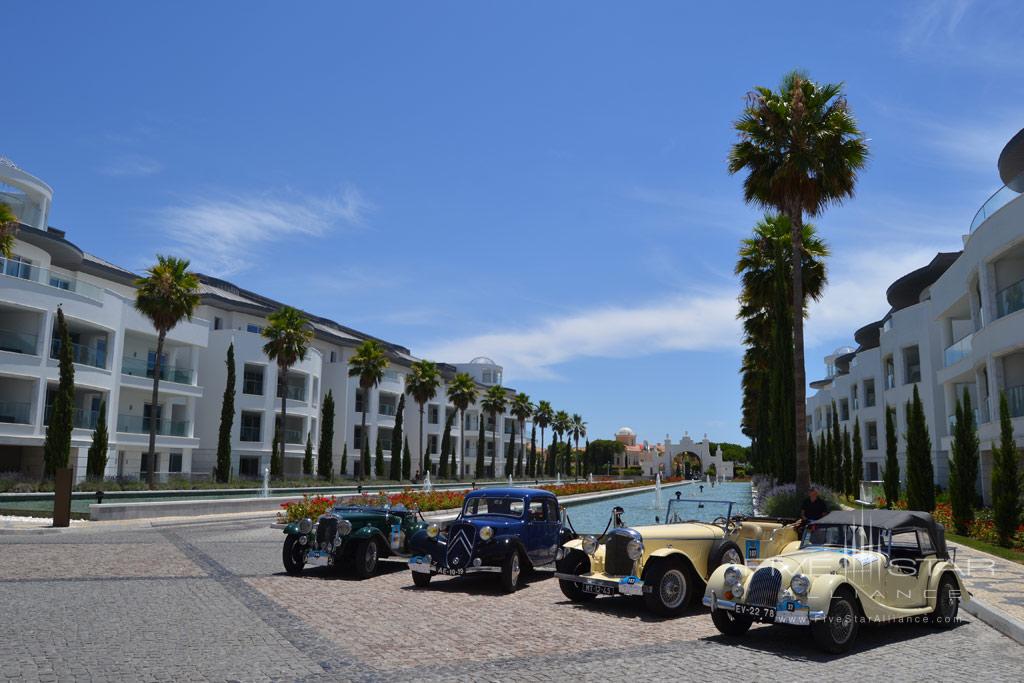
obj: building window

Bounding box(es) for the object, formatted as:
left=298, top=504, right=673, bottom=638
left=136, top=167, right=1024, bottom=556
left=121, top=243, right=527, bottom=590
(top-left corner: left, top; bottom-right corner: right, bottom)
left=884, top=356, right=896, bottom=390
left=140, top=452, right=159, bottom=475
left=428, top=434, right=439, bottom=454
left=214, top=317, right=223, bottom=330
left=168, top=452, right=183, bottom=473
left=867, top=461, right=879, bottom=480
left=866, top=421, right=878, bottom=450
left=246, top=323, right=261, bottom=334
left=354, top=425, right=365, bottom=450
left=379, top=394, right=397, bottom=417
left=428, top=404, right=439, bottom=425
left=903, top=345, right=921, bottom=384
left=239, top=456, right=260, bottom=478
left=839, top=399, right=849, bottom=422
left=378, top=427, right=393, bottom=452
left=330, top=350, right=337, bottom=363
left=243, top=365, right=264, bottom=395
left=445, top=406, right=456, bottom=424
left=2, top=254, right=33, bottom=279
left=864, top=379, right=876, bottom=407
left=355, top=389, right=365, bottom=414
left=240, top=412, right=262, bottom=442
left=851, top=385, right=859, bottom=411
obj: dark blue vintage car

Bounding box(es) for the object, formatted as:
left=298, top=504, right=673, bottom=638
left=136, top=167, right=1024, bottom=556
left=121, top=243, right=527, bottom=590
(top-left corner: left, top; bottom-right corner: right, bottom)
left=408, top=487, right=575, bottom=592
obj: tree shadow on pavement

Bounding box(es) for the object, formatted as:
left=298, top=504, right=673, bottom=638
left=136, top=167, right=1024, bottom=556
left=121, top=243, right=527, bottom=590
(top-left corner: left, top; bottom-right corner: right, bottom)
left=396, top=569, right=552, bottom=597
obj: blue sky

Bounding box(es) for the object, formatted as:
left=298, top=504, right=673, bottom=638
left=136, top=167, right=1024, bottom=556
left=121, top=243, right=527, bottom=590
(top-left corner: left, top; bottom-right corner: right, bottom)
left=4, top=1, right=1023, bottom=445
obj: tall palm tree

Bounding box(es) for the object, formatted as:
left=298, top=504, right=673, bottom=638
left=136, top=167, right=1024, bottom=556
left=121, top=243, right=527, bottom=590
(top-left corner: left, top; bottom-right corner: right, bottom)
left=553, top=410, right=571, bottom=475
left=262, top=306, right=314, bottom=472
left=446, top=373, right=478, bottom=480
left=481, top=384, right=508, bottom=478
left=348, top=340, right=389, bottom=481
left=533, top=401, right=553, bottom=478
left=134, top=256, right=200, bottom=488
left=510, top=393, right=533, bottom=481
left=570, top=413, right=587, bottom=475
left=729, top=71, right=868, bottom=495
left=405, top=359, right=441, bottom=474
left=0, top=202, right=17, bottom=259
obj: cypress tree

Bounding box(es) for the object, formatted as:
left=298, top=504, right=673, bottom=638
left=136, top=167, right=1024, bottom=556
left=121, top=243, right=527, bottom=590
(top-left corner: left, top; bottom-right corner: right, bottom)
left=360, top=430, right=371, bottom=481
left=505, top=435, right=515, bottom=477
left=823, top=412, right=834, bottom=489
left=439, top=410, right=452, bottom=479
left=830, top=403, right=842, bottom=492
left=807, top=433, right=815, bottom=484
left=852, top=417, right=864, bottom=500
left=340, top=443, right=348, bottom=479
left=583, top=438, right=591, bottom=477
left=423, top=444, right=432, bottom=477
left=392, top=394, right=405, bottom=477
left=86, top=401, right=108, bottom=480
left=44, top=307, right=75, bottom=478
left=815, top=432, right=825, bottom=483
left=318, top=390, right=334, bottom=479
left=882, top=405, right=899, bottom=508
left=402, top=437, right=411, bottom=480
left=949, top=389, right=980, bottom=535
left=475, top=414, right=486, bottom=479
left=841, top=426, right=852, bottom=498
left=388, top=430, right=401, bottom=480
left=303, top=432, right=314, bottom=476
left=528, top=424, right=537, bottom=477
left=215, top=342, right=235, bottom=483
left=374, top=432, right=385, bottom=478
left=449, top=437, right=457, bottom=479
left=992, top=392, right=1021, bottom=546
left=905, top=385, right=935, bottom=512
left=270, top=427, right=283, bottom=478
left=516, top=437, right=524, bottom=477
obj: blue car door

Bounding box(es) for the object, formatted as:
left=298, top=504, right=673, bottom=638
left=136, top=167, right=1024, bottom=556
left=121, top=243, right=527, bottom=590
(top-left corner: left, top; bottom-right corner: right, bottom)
left=525, top=497, right=560, bottom=566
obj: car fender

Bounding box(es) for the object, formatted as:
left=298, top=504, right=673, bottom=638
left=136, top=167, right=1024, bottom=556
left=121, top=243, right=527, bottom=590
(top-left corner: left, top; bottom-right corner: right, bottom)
left=350, top=524, right=388, bottom=551
left=283, top=522, right=302, bottom=535
left=703, top=563, right=754, bottom=602
left=802, top=574, right=862, bottom=615
left=489, top=534, right=528, bottom=563
left=643, top=547, right=698, bottom=578
left=562, top=537, right=584, bottom=551
left=781, top=540, right=802, bottom=554
left=926, top=562, right=970, bottom=607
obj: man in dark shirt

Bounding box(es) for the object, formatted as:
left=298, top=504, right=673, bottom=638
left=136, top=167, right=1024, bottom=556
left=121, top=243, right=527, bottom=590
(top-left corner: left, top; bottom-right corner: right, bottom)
left=800, top=487, right=828, bottom=523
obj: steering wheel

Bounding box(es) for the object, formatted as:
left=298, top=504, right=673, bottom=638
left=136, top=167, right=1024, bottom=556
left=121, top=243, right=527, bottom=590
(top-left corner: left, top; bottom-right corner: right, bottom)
left=712, top=516, right=729, bottom=526
left=713, top=516, right=739, bottom=532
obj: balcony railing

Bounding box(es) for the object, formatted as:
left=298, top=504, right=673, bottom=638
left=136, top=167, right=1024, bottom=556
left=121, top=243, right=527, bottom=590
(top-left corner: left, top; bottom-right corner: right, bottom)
left=116, top=414, right=190, bottom=437
left=50, top=338, right=107, bottom=369
left=0, top=328, right=38, bottom=355
left=242, top=378, right=263, bottom=395
left=944, top=333, right=973, bottom=367
left=240, top=424, right=262, bottom=442
left=0, top=401, right=31, bottom=424
left=282, top=427, right=303, bottom=444
left=379, top=403, right=397, bottom=417
left=121, top=356, right=194, bottom=385
left=970, top=170, right=1024, bottom=233
left=276, top=384, right=306, bottom=401
left=0, top=257, right=105, bottom=302
left=44, top=406, right=101, bottom=430
left=947, top=409, right=980, bottom=434
left=996, top=278, right=1024, bottom=319
left=1009, top=385, right=1024, bottom=419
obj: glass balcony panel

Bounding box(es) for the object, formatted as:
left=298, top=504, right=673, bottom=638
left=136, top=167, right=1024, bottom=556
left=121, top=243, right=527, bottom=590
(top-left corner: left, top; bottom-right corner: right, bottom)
left=943, top=333, right=973, bottom=367
left=996, top=278, right=1024, bottom=319
left=970, top=171, right=1024, bottom=233
left=276, top=384, right=306, bottom=401
left=0, top=401, right=31, bottom=424
left=1008, top=385, right=1024, bottom=419
left=116, top=414, right=190, bottom=437
left=121, top=356, right=194, bottom=384
left=50, top=338, right=107, bottom=369
left=0, top=328, right=38, bottom=354
left=44, top=406, right=101, bottom=429
left=0, top=257, right=104, bottom=301
left=240, top=425, right=262, bottom=442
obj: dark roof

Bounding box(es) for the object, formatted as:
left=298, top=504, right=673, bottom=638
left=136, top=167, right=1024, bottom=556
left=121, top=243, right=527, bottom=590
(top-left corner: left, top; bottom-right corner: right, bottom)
left=467, top=487, right=554, bottom=498
left=815, top=509, right=949, bottom=559
left=809, top=377, right=834, bottom=390
left=885, top=252, right=961, bottom=312
left=834, top=351, right=856, bottom=375
left=998, top=127, right=1024, bottom=189
left=853, top=319, right=883, bottom=352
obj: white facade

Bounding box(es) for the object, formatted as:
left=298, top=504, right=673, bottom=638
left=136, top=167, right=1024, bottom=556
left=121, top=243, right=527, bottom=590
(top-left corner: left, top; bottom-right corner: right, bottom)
left=807, top=130, right=1024, bottom=503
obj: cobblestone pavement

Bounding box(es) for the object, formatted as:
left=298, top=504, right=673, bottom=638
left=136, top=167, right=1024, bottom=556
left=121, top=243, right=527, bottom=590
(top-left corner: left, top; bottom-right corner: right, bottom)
left=950, top=541, right=1024, bottom=623
left=2, top=519, right=1023, bottom=682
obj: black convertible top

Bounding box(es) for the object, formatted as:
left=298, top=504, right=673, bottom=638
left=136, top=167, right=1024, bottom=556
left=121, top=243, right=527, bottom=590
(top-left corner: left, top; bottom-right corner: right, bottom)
left=815, top=509, right=949, bottom=559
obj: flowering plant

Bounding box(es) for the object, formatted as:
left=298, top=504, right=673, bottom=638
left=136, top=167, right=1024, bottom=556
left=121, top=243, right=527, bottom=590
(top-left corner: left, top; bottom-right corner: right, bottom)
left=277, top=494, right=337, bottom=523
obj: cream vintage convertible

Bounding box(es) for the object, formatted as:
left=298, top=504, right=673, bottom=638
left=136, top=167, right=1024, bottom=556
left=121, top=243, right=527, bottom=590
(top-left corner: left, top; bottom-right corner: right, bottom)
left=703, top=509, right=968, bottom=653
left=555, top=494, right=800, bottom=615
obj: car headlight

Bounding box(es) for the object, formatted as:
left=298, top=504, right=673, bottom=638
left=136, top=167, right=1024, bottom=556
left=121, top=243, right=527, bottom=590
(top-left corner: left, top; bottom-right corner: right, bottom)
left=298, top=517, right=313, bottom=535
left=337, top=519, right=353, bottom=536
left=626, top=538, right=644, bottom=561
left=731, top=583, right=744, bottom=598
left=582, top=535, right=598, bottom=555
left=427, top=523, right=440, bottom=538
left=724, top=566, right=742, bottom=587
left=480, top=526, right=494, bottom=541
left=791, top=573, right=810, bottom=596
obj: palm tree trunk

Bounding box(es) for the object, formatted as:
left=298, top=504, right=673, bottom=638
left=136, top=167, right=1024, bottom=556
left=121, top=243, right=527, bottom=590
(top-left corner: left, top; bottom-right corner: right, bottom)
left=146, top=330, right=166, bottom=489
left=359, top=400, right=367, bottom=481
left=418, top=403, right=425, bottom=475
left=575, top=435, right=580, bottom=476
left=490, top=411, right=497, bottom=480
left=518, top=419, right=524, bottom=479
left=540, top=428, right=545, bottom=479
left=280, top=365, right=288, bottom=473
left=459, top=410, right=465, bottom=480
left=789, top=206, right=810, bottom=497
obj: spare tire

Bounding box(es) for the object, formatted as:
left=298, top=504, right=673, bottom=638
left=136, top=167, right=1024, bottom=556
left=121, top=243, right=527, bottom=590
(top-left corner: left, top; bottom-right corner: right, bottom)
left=707, top=541, right=744, bottom=576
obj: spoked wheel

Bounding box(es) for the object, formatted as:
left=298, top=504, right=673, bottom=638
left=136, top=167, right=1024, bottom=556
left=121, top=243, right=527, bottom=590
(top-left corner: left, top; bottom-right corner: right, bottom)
left=928, top=575, right=960, bottom=628
left=643, top=561, right=692, bottom=616
left=354, top=539, right=379, bottom=579
left=811, top=589, right=860, bottom=653
left=282, top=536, right=306, bottom=576
left=501, top=551, right=523, bottom=593
left=711, top=608, right=753, bottom=637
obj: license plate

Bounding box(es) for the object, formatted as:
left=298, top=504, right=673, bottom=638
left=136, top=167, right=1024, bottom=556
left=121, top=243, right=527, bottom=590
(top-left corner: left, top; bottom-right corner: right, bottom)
left=306, top=551, right=329, bottom=567
left=618, top=576, right=644, bottom=596
left=581, top=583, right=617, bottom=595
left=410, top=561, right=432, bottom=574
left=437, top=567, right=465, bottom=576
left=735, top=603, right=776, bottom=621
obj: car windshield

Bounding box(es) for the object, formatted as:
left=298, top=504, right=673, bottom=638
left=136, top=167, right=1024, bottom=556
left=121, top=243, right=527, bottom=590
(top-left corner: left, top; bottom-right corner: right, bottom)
left=664, top=499, right=734, bottom=524
left=800, top=523, right=886, bottom=551
left=462, top=496, right=525, bottom=518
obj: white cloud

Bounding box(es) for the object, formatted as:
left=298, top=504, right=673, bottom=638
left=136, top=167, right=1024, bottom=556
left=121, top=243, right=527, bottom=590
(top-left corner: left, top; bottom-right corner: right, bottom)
left=99, top=154, right=162, bottom=177
left=897, top=0, right=1024, bottom=69
left=154, top=186, right=368, bottom=275
left=419, top=291, right=743, bottom=381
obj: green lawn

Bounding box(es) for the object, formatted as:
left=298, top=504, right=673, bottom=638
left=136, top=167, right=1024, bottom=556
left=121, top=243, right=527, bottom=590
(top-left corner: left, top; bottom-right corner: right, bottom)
left=946, top=532, right=1024, bottom=566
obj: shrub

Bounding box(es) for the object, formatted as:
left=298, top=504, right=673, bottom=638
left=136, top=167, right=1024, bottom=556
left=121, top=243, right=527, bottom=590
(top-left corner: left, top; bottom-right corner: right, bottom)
left=760, top=482, right=840, bottom=518
left=277, top=494, right=337, bottom=523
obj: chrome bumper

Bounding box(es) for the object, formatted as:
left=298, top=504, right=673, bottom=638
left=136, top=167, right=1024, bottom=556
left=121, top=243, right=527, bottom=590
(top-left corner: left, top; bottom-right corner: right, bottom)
left=704, top=591, right=825, bottom=622
left=410, top=556, right=501, bottom=575
left=554, top=572, right=645, bottom=596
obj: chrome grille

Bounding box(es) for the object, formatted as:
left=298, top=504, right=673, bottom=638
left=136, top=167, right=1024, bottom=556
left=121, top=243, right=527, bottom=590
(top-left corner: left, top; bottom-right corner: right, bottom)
left=604, top=531, right=636, bottom=576
left=747, top=567, right=782, bottom=607
left=316, top=516, right=338, bottom=549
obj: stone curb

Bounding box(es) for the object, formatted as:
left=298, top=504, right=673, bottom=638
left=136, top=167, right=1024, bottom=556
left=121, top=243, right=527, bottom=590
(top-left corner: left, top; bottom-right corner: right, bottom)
left=962, top=597, right=1024, bottom=646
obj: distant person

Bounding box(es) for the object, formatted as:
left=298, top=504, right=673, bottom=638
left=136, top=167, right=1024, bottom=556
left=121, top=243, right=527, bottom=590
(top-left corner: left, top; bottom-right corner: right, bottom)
left=800, top=487, right=828, bottom=524
left=699, top=485, right=704, bottom=494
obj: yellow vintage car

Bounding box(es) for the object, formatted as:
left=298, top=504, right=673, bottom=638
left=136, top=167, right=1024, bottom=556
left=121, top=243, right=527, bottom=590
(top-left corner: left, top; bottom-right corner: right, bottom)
left=555, top=495, right=799, bottom=615
left=703, top=509, right=968, bottom=653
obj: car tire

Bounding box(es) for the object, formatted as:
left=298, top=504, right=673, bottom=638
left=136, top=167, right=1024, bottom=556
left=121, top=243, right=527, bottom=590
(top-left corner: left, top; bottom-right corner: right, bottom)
left=643, top=559, right=693, bottom=616
left=711, top=607, right=753, bottom=637
left=500, top=550, right=523, bottom=593
left=353, top=539, right=379, bottom=579
left=928, top=574, right=959, bottom=628
left=282, top=535, right=306, bottom=576
left=708, top=541, right=744, bottom=574
left=557, top=550, right=597, bottom=602
left=811, top=588, right=860, bottom=653
left=412, top=571, right=432, bottom=588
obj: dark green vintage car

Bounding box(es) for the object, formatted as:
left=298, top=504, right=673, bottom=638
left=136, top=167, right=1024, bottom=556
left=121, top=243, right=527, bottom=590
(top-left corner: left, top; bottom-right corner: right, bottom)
left=282, top=503, right=429, bottom=578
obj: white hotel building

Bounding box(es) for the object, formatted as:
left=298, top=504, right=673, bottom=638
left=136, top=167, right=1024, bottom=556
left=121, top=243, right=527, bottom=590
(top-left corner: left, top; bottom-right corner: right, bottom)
left=0, top=159, right=525, bottom=482
left=807, top=128, right=1024, bottom=503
